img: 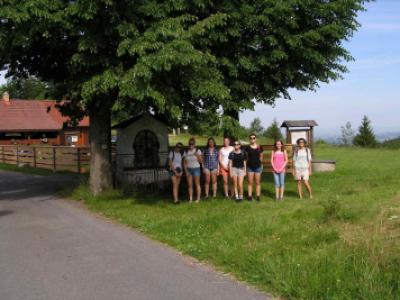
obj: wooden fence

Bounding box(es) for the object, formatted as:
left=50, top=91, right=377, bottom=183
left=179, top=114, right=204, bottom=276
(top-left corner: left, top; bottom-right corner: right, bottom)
left=0, top=145, right=90, bottom=173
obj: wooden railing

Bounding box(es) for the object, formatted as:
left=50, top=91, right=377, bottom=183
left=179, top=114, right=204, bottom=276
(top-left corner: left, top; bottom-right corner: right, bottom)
left=0, top=145, right=90, bottom=173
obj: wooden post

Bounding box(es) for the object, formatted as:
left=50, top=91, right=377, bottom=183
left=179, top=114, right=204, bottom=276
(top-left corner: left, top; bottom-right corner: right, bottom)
left=286, top=128, right=290, bottom=144
left=53, top=147, right=56, bottom=171
left=33, top=147, right=37, bottom=168
left=16, top=145, right=19, bottom=166
left=77, top=148, right=81, bottom=174
left=0, top=146, right=3, bottom=164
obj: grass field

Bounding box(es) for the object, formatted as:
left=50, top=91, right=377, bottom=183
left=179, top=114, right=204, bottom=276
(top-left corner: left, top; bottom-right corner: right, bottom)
left=5, top=145, right=398, bottom=299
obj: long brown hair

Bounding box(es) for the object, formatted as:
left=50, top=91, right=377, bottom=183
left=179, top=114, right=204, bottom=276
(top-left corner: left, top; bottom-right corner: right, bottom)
left=273, top=140, right=285, bottom=151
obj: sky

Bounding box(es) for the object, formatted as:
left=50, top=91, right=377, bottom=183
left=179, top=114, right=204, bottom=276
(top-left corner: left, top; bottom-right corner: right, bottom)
left=1, top=1, right=399, bottom=137
left=241, top=0, right=400, bottom=137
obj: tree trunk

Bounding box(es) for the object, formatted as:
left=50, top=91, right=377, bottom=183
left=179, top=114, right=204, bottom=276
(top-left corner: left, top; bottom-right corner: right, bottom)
left=224, top=109, right=239, bottom=142
left=89, top=104, right=113, bottom=196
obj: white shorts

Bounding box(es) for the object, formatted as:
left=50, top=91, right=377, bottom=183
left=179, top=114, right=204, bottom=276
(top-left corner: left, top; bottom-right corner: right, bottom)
left=295, top=169, right=310, bottom=181
left=231, top=167, right=246, bottom=177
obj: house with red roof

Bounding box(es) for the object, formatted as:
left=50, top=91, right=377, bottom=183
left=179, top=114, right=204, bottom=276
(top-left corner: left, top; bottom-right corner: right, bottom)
left=0, top=92, right=90, bottom=146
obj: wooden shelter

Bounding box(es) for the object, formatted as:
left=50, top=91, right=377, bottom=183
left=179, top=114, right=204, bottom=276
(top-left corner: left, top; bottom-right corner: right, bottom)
left=280, top=120, right=318, bottom=151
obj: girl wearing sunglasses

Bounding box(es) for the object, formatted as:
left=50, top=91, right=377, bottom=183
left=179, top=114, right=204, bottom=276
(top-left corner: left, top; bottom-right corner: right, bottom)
left=293, top=138, right=313, bottom=199
left=228, top=140, right=247, bottom=201
left=183, top=137, right=203, bottom=203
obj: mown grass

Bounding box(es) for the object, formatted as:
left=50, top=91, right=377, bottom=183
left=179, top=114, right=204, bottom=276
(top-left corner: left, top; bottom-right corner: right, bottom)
left=70, top=145, right=400, bottom=299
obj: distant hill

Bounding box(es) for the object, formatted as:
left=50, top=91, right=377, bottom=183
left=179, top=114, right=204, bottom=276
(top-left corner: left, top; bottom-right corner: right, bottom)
left=381, top=137, right=400, bottom=149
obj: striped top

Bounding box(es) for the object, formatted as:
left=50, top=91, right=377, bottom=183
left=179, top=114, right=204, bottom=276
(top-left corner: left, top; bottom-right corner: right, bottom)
left=203, top=148, right=219, bottom=170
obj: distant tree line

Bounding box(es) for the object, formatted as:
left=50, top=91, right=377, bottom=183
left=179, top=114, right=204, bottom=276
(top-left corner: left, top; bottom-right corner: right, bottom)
left=340, top=115, right=399, bottom=148
left=189, top=112, right=283, bottom=141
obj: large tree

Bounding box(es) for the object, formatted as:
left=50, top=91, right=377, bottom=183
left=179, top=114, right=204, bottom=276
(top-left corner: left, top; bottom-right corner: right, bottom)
left=0, top=0, right=368, bottom=194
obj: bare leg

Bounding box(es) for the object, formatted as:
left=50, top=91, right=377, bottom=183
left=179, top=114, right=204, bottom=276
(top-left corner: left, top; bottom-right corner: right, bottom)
left=247, top=172, right=254, bottom=198
left=232, top=176, right=238, bottom=198
left=280, top=186, right=285, bottom=199
left=172, top=176, right=181, bottom=202
left=297, top=180, right=303, bottom=199
left=304, top=180, right=313, bottom=199
left=254, top=172, right=261, bottom=197
left=222, top=174, right=229, bottom=197
left=238, top=175, right=244, bottom=199
left=275, top=187, right=280, bottom=199
left=187, top=175, right=193, bottom=202
left=204, top=172, right=211, bottom=197
left=211, top=172, right=217, bottom=197
left=194, top=176, right=201, bottom=202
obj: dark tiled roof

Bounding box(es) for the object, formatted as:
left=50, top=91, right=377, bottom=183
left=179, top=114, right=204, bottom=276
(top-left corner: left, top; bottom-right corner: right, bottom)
left=112, top=113, right=168, bottom=129
left=280, top=120, right=318, bottom=128
left=0, top=99, right=89, bottom=132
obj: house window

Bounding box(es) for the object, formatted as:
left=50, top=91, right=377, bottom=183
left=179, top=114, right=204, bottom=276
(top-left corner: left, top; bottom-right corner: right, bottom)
left=133, top=130, right=160, bottom=168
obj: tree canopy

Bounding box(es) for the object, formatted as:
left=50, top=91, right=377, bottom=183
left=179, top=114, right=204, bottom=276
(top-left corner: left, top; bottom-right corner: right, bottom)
left=264, top=118, right=283, bottom=141
left=0, top=77, right=56, bottom=100
left=0, top=0, right=369, bottom=194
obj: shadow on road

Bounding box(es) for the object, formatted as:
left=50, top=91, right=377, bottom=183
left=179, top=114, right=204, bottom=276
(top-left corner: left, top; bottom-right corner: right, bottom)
left=0, top=210, right=13, bottom=217
left=0, top=171, right=85, bottom=201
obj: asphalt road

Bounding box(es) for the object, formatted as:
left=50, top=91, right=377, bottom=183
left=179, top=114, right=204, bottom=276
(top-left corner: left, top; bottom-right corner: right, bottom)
left=0, top=170, right=272, bottom=300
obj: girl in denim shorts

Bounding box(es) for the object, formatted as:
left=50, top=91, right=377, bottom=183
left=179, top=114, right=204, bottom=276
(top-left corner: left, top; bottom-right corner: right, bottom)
left=183, top=138, right=203, bottom=203
left=203, top=137, right=219, bottom=198
left=245, top=134, right=263, bottom=201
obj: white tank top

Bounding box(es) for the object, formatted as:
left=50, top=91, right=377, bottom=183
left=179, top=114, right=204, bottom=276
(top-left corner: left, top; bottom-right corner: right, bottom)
left=220, top=146, right=234, bottom=167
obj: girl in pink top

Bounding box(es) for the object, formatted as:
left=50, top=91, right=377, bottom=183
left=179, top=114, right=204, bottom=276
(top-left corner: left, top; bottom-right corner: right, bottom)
left=270, top=140, right=288, bottom=201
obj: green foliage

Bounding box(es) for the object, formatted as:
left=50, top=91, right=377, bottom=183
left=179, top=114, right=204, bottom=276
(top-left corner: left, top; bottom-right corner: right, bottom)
left=380, top=137, right=400, bottom=149
left=263, top=118, right=283, bottom=141
left=353, top=115, right=378, bottom=147
left=71, top=146, right=400, bottom=300
left=249, top=117, right=264, bottom=136
left=315, top=139, right=329, bottom=145
left=0, top=77, right=56, bottom=100
left=0, top=0, right=368, bottom=122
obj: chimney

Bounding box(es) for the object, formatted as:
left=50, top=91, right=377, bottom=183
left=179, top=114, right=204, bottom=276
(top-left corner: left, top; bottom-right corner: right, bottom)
left=2, top=91, right=10, bottom=103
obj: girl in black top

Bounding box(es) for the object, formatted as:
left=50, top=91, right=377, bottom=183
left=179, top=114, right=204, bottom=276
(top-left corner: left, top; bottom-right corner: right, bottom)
left=245, top=134, right=264, bottom=201
left=228, top=140, right=247, bottom=201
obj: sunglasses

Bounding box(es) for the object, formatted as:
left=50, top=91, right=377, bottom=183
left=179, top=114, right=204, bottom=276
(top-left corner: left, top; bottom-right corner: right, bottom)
left=250, top=137, right=256, bottom=140
left=234, top=143, right=240, bottom=146
left=189, top=143, right=195, bottom=146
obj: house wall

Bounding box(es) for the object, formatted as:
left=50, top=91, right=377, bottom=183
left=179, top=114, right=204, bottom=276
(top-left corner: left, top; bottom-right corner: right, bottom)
left=0, top=128, right=90, bottom=146
left=61, top=128, right=90, bottom=146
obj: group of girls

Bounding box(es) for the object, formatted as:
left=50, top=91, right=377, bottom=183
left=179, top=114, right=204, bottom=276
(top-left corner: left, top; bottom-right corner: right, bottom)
left=167, top=135, right=313, bottom=204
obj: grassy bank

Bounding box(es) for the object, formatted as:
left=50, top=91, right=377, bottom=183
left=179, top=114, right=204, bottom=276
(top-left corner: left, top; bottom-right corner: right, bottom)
left=69, top=145, right=400, bottom=299
left=0, top=163, right=55, bottom=176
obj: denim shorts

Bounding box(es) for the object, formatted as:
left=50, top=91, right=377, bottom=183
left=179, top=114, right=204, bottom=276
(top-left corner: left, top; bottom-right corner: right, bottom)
left=248, top=166, right=263, bottom=173
left=203, top=168, right=218, bottom=174
left=187, top=167, right=201, bottom=177
left=273, top=172, right=285, bottom=187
